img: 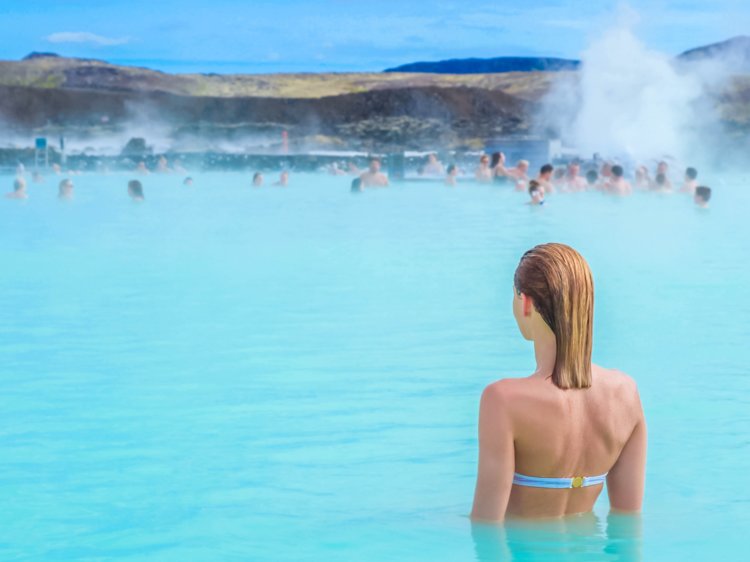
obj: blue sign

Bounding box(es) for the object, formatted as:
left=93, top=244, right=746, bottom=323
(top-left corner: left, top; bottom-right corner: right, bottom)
left=35, top=137, right=47, bottom=149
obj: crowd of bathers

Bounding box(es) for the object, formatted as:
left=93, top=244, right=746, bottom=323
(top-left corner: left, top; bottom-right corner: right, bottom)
left=5, top=152, right=712, bottom=209
left=348, top=152, right=712, bottom=208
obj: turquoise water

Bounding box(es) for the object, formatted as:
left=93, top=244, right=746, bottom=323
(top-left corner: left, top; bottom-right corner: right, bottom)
left=1, top=172, right=748, bottom=561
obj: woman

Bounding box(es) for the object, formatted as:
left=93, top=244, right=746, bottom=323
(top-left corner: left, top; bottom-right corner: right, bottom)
left=471, top=244, right=646, bottom=521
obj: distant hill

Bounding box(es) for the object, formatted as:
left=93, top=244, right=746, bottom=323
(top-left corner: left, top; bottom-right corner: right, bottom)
left=384, top=57, right=580, bottom=74
left=678, top=36, right=750, bottom=70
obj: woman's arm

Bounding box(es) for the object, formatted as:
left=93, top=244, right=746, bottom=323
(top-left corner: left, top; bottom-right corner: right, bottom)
left=471, top=383, right=515, bottom=522
left=607, top=390, right=647, bottom=512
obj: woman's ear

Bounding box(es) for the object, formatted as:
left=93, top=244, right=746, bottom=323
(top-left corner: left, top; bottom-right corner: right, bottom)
left=523, top=294, right=533, bottom=316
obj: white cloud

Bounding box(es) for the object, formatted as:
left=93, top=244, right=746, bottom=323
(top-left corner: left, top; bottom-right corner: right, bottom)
left=45, top=32, right=130, bottom=46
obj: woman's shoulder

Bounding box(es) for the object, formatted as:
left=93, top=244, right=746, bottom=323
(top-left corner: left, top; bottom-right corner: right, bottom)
left=592, top=364, right=641, bottom=404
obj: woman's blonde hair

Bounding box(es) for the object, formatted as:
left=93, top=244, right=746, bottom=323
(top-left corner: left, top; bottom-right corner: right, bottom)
left=514, top=243, right=594, bottom=389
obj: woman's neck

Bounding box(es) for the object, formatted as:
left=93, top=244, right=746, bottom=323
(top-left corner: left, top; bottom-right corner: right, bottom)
left=533, top=326, right=557, bottom=378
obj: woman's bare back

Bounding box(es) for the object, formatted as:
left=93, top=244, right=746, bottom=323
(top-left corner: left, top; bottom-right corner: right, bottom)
left=502, top=365, right=644, bottom=517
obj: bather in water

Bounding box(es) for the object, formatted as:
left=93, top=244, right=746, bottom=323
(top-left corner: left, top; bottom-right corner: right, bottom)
left=471, top=244, right=646, bottom=521
left=128, top=180, right=145, bottom=201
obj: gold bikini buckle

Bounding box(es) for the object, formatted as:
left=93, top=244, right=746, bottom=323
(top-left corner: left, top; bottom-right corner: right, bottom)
left=571, top=476, right=584, bottom=488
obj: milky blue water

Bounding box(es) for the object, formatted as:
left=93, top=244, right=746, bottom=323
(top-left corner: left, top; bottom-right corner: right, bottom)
left=1, top=172, right=748, bottom=561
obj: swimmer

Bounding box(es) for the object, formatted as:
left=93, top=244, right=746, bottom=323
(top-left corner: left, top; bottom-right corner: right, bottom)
left=136, top=161, right=150, bottom=175
left=598, top=162, right=612, bottom=190
left=680, top=167, right=698, bottom=195
left=694, top=186, right=711, bottom=208
left=156, top=156, right=170, bottom=173
left=471, top=243, right=646, bottom=521
left=252, top=172, right=264, bottom=187
left=634, top=166, right=651, bottom=190
left=506, top=159, right=530, bottom=191
left=350, top=178, right=364, bottom=193
left=552, top=167, right=566, bottom=190
left=475, top=154, right=493, bottom=183
left=421, top=153, right=445, bottom=176
left=58, top=178, right=74, bottom=200
left=128, top=180, right=145, bottom=201
left=608, top=165, right=632, bottom=196
left=359, top=158, right=389, bottom=188
left=585, top=169, right=599, bottom=188
left=274, top=171, right=289, bottom=187
left=327, top=162, right=346, bottom=176
left=183, top=176, right=194, bottom=186
left=653, top=173, right=672, bottom=193
left=527, top=180, right=544, bottom=205
left=654, top=161, right=672, bottom=190
left=5, top=177, right=28, bottom=199
left=490, top=152, right=510, bottom=182
left=445, top=164, right=459, bottom=187
left=565, top=161, right=587, bottom=191
left=536, top=164, right=555, bottom=194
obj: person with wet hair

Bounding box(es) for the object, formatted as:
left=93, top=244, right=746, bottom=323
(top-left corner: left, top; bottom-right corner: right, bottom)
left=585, top=169, right=599, bottom=188
left=527, top=180, right=544, bottom=205
left=359, top=157, right=389, bottom=187
left=445, top=164, right=459, bottom=187
left=694, top=186, right=711, bottom=208
left=128, top=180, right=145, bottom=201
left=653, top=161, right=672, bottom=190
left=350, top=178, right=364, bottom=193
left=252, top=172, right=264, bottom=187
left=608, top=165, right=632, bottom=196
left=535, top=163, right=555, bottom=194
left=183, top=177, right=194, bottom=186
left=506, top=159, right=530, bottom=190
left=652, top=173, right=672, bottom=193
left=471, top=243, right=646, bottom=521
left=680, top=167, right=699, bottom=195
left=5, top=177, right=28, bottom=200
left=58, top=178, right=74, bottom=200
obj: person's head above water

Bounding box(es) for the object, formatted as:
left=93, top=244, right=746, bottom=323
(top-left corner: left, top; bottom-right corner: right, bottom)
left=14, top=177, right=26, bottom=192
left=611, top=165, right=624, bottom=179
left=513, top=243, right=594, bottom=389
left=490, top=152, right=505, bottom=168
left=585, top=169, right=598, bottom=185
left=517, top=160, right=529, bottom=173
left=657, top=161, right=669, bottom=175
left=695, top=185, right=712, bottom=206
left=528, top=180, right=544, bottom=205
left=447, top=164, right=458, bottom=176
left=685, top=167, right=698, bottom=180
left=539, top=164, right=553, bottom=179
left=58, top=178, right=74, bottom=198
left=350, top=178, right=363, bottom=193
left=127, top=180, right=144, bottom=200
left=252, top=172, right=263, bottom=186
left=368, top=158, right=381, bottom=173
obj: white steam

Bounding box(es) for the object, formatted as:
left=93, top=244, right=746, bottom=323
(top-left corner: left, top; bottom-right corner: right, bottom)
left=543, top=8, right=740, bottom=163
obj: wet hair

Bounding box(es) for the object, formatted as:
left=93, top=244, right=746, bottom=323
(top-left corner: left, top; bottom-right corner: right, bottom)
left=514, top=243, right=594, bottom=389
left=253, top=172, right=263, bottom=183
left=585, top=170, right=598, bottom=185
left=686, top=167, right=698, bottom=180
left=489, top=152, right=503, bottom=168
left=13, top=177, right=25, bottom=191
left=695, top=186, right=711, bottom=201
left=369, top=157, right=381, bottom=165
left=655, top=173, right=667, bottom=186
left=611, top=165, right=624, bottom=178
left=447, top=164, right=457, bottom=175
left=128, top=180, right=144, bottom=199
left=528, top=180, right=541, bottom=195
left=540, top=164, right=554, bottom=176
left=351, top=178, right=362, bottom=192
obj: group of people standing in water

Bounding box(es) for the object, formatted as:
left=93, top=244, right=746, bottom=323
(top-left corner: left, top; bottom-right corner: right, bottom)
left=5, top=151, right=713, bottom=209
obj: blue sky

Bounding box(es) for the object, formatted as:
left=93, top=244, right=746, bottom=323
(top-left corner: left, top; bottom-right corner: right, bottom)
left=0, top=0, right=747, bottom=73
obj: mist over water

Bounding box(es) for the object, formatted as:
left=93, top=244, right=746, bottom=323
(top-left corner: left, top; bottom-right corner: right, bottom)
left=542, top=9, right=740, bottom=165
